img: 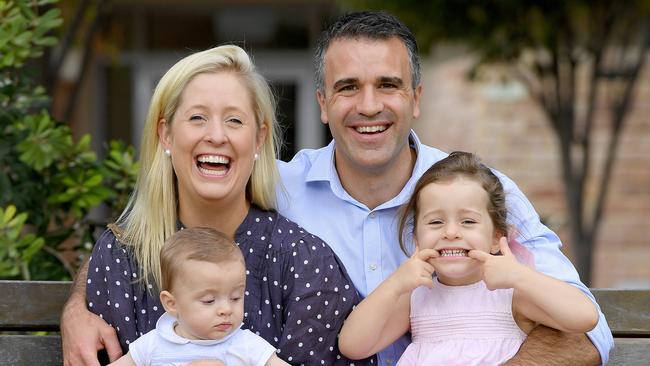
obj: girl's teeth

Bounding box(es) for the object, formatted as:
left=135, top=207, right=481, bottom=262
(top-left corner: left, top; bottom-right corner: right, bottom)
left=440, top=249, right=468, bottom=257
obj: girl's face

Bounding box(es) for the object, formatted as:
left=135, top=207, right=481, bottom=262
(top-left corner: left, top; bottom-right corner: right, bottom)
left=158, top=71, right=266, bottom=211
left=414, top=176, right=500, bottom=286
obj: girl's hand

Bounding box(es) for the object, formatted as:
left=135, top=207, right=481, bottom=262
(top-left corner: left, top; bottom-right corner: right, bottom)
left=387, top=248, right=439, bottom=294
left=468, top=237, right=524, bottom=290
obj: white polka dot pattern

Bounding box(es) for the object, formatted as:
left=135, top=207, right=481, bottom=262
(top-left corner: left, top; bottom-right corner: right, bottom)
left=86, top=205, right=375, bottom=365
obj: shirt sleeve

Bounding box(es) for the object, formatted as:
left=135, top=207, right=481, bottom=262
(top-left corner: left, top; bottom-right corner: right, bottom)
left=498, top=171, right=614, bottom=364
left=272, top=231, right=375, bottom=366
left=126, top=330, right=156, bottom=366
left=86, top=228, right=143, bottom=352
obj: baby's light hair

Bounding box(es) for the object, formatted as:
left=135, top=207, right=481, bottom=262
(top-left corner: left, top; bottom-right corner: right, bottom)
left=160, top=227, right=244, bottom=292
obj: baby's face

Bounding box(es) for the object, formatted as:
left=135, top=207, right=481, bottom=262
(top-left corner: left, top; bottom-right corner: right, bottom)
left=170, top=259, right=246, bottom=340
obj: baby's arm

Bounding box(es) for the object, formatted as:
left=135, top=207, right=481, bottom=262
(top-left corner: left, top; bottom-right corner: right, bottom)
left=265, top=354, right=290, bottom=366
left=469, top=238, right=599, bottom=333
left=338, top=248, right=438, bottom=359
left=108, top=352, right=136, bottom=366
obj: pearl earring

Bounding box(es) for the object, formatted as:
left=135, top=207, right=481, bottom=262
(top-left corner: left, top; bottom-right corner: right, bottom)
left=164, top=149, right=171, bottom=157
left=254, top=153, right=259, bottom=161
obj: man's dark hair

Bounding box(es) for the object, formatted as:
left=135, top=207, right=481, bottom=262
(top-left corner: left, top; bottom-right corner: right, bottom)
left=314, top=10, right=421, bottom=92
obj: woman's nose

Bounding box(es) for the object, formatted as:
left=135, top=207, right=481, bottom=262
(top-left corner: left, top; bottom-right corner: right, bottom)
left=205, top=121, right=227, bottom=144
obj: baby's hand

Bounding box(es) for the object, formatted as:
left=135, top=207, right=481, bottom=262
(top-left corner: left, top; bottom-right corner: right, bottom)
left=468, top=237, right=523, bottom=290
left=389, top=248, right=439, bottom=293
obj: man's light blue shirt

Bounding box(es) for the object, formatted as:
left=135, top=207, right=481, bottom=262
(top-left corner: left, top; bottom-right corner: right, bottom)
left=276, top=130, right=613, bottom=365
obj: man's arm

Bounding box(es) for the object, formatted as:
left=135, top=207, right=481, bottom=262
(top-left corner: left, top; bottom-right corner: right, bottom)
left=495, top=171, right=613, bottom=364
left=505, top=325, right=600, bottom=365
left=61, top=259, right=123, bottom=366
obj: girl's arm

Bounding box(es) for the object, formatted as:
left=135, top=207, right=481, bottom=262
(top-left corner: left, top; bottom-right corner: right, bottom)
left=469, top=238, right=599, bottom=333
left=338, top=248, right=438, bottom=359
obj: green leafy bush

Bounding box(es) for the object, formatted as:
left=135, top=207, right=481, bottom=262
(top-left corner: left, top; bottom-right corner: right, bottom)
left=0, top=0, right=138, bottom=280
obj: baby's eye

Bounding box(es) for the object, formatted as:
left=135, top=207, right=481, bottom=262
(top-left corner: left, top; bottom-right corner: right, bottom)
left=231, top=296, right=242, bottom=302
left=200, top=299, right=215, bottom=304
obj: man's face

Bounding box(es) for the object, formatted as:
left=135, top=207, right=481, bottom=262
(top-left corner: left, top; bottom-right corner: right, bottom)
left=317, top=37, right=422, bottom=176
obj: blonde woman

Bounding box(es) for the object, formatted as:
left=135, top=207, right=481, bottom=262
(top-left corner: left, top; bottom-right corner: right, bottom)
left=61, top=45, right=371, bottom=366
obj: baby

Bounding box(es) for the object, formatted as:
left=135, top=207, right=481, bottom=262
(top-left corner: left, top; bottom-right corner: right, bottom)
left=110, top=227, right=289, bottom=366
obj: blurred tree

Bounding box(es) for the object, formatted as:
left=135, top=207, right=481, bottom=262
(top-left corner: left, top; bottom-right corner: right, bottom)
left=343, top=0, right=650, bottom=284
left=0, top=0, right=137, bottom=280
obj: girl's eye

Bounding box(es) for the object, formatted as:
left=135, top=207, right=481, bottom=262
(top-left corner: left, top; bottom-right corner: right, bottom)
left=462, top=220, right=477, bottom=225
left=429, top=220, right=443, bottom=225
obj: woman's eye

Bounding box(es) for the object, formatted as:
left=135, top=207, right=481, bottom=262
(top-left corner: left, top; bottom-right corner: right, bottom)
left=227, top=117, right=243, bottom=124
left=190, top=115, right=205, bottom=121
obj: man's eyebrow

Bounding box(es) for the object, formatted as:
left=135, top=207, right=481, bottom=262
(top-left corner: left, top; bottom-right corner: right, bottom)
left=332, top=78, right=358, bottom=90
left=378, top=76, right=404, bottom=86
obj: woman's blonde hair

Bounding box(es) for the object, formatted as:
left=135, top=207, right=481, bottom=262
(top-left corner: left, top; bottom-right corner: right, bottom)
left=115, top=45, right=280, bottom=289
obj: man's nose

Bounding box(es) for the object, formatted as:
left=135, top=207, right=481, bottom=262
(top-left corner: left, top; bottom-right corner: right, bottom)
left=356, top=87, right=383, bottom=116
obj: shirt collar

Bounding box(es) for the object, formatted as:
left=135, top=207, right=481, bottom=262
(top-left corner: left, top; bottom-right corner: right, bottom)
left=157, top=312, right=241, bottom=346
left=303, top=130, right=427, bottom=209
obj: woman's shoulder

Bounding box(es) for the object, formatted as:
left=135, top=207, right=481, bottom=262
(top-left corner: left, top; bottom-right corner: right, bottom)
left=240, top=205, right=331, bottom=255
left=92, top=224, right=132, bottom=255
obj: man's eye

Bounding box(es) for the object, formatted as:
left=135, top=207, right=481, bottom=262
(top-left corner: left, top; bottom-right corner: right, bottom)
left=379, top=83, right=397, bottom=89
left=338, top=85, right=357, bottom=92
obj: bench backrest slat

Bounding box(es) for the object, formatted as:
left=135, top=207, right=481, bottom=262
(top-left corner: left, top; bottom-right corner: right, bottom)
left=592, top=289, right=650, bottom=337
left=0, top=280, right=70, bottom=330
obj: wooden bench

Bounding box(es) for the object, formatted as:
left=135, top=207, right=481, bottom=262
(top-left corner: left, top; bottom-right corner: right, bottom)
left=0, top=281, right=648, bottom=365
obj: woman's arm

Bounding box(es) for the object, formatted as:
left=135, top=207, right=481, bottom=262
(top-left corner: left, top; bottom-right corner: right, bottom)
left=470, top=238, right=598, bottom=333
left=339, top=248, right=438, bottom=359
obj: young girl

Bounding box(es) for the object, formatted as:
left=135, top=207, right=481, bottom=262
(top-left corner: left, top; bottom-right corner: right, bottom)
left=338, top=151, right=599, bottom=365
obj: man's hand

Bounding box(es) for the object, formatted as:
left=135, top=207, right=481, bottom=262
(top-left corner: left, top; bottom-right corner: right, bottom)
left=61, top=260, right=122, bottom=366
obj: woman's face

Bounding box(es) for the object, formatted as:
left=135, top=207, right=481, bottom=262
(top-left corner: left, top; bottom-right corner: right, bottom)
left=159, top=71, right=266, bottom=209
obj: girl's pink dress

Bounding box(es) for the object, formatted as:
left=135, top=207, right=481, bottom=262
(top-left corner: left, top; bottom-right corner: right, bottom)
left=397, top=278, right=527, bottom=366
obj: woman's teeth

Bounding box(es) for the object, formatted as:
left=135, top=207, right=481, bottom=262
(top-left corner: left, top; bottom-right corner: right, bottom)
left=439, top=249, right=468, bottom=257
left=356, top=125, right=387, bottom=133
left=197, top=155, right=230, bottom=176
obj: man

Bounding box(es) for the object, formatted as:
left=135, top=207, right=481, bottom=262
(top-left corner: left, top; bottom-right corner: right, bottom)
left=275, top=11, right=612, bottom=366
left=62, top=10, right=613, bottom=366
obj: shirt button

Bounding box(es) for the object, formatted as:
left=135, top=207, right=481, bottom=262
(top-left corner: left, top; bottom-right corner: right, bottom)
left=369, top=264, right=377, bottom=271
left=369, top=212, right=376, bottom=218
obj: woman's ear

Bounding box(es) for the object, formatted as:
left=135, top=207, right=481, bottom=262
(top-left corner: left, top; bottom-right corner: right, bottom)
left=256, top=122, right=268, bottom=154
left=158, top=119, right=171, bottom=150
left=160, top=290, right=177, bottom=317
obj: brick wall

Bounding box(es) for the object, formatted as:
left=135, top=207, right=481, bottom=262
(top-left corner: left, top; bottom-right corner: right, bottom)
left=416, top=56, right=650, bottom=288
